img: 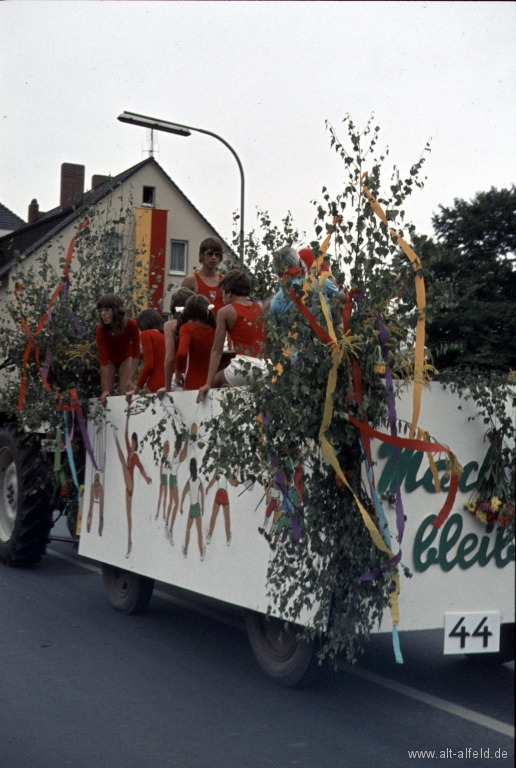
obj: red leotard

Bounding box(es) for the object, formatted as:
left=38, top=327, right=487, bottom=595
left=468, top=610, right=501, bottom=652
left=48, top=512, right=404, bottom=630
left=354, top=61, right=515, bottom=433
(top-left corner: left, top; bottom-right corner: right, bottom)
left=136, top=329, right=166, bottom=392
left=194, top=272, right=224, bottom=316
left=125, top=433, right=145, bottom=492
left=96, top=318, right=140, bottom=367
left=176, top=322, right=216, bottom=390
left=229, top=302, right=267, bottom=357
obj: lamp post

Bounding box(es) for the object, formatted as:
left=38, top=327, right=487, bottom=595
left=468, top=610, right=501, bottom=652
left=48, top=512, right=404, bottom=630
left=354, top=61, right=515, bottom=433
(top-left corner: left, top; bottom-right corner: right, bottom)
left=118, top=111, right=245, bottom=264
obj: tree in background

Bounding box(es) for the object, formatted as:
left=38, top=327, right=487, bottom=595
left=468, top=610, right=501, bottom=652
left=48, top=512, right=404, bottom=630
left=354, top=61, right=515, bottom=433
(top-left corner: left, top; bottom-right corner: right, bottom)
left=414, top=187, right=516, bottom=372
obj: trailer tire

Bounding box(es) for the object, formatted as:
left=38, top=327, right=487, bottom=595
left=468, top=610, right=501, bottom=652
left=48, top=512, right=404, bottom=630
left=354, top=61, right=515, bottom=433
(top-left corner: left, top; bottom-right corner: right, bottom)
left=0, top=425, right=53, bottom=567
left=245, top=611, right=315, bottom=687
left=102, top=563, right=154, bottom=615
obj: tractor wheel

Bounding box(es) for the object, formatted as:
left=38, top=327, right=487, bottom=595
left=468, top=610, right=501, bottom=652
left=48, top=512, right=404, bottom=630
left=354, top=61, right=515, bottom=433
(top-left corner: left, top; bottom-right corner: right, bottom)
left=0, top=425, right=54, bottom=567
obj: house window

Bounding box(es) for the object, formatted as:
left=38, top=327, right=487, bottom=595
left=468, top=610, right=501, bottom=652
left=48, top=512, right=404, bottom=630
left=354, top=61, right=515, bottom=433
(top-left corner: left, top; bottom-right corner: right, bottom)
left=103, top=234, right=124, bottom=258
left=170, top=240, right=188, bottom=274
left=142, top=186, right=155, bottom=206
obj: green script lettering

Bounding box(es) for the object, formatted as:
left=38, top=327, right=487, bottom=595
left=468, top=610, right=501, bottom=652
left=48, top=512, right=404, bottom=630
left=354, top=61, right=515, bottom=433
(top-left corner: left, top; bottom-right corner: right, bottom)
left=438, top=514, right=463, bottom=571
left=378, top=445, right=492, bottom=497
left=412, top=514, right=514, bottom=572
left=494, top=527, right=515, bottom=567
left=459, top=461, right=479, bottom=493
left=413, top=515, right=439, bottom=572
left=455, top=532, right=479, bottom=568
left=377, top=445, right=426, bottom=494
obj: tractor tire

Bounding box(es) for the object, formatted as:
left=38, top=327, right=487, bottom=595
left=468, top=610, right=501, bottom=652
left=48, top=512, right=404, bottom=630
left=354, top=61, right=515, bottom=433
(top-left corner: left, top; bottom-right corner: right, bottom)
left=246, top=611, right=315, bottom=687
left=0, top=424, right=54, bottom=567
left=102, top=563, right=155, bottom=615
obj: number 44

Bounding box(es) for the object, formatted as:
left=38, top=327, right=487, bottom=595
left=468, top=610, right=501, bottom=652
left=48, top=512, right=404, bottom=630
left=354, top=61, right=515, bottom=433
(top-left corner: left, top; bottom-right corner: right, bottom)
left=444, top=611, right=501, bottom=655
left=449, top=616, right=493, bottom=648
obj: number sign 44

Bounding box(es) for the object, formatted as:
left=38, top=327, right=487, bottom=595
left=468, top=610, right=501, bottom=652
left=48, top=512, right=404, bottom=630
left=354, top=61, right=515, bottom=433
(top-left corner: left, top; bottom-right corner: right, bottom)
left=444, top=612, right=501, bottom=654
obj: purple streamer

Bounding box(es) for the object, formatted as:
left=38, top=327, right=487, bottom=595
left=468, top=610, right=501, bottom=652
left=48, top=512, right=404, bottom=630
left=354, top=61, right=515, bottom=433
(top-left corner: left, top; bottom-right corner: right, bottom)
left=377, top=317, right=405, bottom=545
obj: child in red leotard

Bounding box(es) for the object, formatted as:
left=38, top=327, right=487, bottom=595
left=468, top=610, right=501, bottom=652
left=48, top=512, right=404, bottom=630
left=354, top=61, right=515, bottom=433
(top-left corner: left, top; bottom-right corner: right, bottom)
left=197, top=270, right=268, bottom=402
left=96, top=294, right=140, bottom=406
left=126, top=308, right=165, bottom=398
left=175, top=295, right=216, bottom=390
left=160, top=287, right=195, bottom=392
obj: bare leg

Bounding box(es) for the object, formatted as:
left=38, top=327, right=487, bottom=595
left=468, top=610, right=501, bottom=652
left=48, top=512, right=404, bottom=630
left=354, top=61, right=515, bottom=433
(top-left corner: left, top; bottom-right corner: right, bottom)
left=118, top=357, right=134, bottom=395
left=183, top=515, right=194, bottom=556
left=223, top=503, right=231, bottom=543
left=208, top=502, right=220, bottom=541
left=125, top=489, right=133, bottom=557
left=212, top=369, right=229, bottom=388
left=156, top=483, right=165, bottom=519
left=100, top=362, right=116, bottom=405
left=168, top=488, right=179, bottom=535
left=196, top=516, right=204, bottom=557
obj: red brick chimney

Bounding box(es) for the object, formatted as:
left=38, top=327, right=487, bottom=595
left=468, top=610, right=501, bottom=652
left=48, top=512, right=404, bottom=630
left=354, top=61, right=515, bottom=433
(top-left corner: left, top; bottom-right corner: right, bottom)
left=91, top=174, right=110, bottom=189
left=28, top=199, right=40, bottom=224
left=60, top=163, right=85, bottom=208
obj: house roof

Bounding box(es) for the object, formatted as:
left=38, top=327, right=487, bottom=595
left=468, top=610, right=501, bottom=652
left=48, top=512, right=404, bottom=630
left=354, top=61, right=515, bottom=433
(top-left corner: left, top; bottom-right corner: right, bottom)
left=0, top=202, right=25, bottom=232
left=0, top=157, right=230, bottom=278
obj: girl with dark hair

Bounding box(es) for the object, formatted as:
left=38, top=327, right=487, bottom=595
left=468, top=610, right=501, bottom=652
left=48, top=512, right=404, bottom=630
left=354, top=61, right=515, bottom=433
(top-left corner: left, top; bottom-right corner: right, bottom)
left=96, top=294, right=140, bottom=406
left=112, top=412, right=152, bottom=558
left=175, top=295, right=216, bottom=390
left=126, top=308, right=165, bottom=398
left=160, top=287, right=195, bottom=392
left=180, top=457, right=205, bottom=561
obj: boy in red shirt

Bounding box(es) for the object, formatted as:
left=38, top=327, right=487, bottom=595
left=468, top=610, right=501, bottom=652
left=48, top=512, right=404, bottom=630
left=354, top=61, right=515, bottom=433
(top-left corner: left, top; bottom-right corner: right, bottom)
left=181, top=236, right=225, bottom=316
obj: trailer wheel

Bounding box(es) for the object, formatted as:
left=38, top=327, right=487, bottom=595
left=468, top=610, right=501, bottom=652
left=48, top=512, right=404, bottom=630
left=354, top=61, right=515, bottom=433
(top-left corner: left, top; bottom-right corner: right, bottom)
left=0, top=425, right=53, bottom=567
left=102, top=563, right=154, bottom=615
left=245, top=611, right=314, bottom=687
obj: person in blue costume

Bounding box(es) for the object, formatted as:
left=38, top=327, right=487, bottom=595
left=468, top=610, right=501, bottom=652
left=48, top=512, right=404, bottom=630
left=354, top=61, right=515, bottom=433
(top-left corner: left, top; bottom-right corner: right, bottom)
left=269, top=246, right=347, bottom=323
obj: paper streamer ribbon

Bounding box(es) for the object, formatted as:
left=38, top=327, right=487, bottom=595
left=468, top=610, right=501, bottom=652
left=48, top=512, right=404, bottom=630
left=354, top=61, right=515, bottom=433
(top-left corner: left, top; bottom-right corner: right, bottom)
left=360, top=174, right=425, bottom=439
left=16, top=217, right=89, bottom=411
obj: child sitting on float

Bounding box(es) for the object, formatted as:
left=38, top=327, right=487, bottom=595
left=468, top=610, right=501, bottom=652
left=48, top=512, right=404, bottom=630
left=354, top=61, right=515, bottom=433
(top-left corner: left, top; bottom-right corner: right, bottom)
left=175, top=295, right=216, bottom=391
left=160, top=287, right=195, bottom=392
left=126, top=308, right=166, bottom=399
left=96, top=294, right=140, bottom=406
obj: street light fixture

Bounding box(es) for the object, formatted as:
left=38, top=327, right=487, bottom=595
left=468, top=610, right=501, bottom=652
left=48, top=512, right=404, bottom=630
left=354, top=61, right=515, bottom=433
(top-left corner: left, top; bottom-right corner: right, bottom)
left=118, top=111, right=245, bottom=264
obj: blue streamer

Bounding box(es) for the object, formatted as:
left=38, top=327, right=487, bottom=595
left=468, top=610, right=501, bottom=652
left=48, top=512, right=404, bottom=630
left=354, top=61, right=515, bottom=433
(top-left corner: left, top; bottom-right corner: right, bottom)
left=361, top=439, right=392, bottom=549
left=392, top=625, right=404, bottom=664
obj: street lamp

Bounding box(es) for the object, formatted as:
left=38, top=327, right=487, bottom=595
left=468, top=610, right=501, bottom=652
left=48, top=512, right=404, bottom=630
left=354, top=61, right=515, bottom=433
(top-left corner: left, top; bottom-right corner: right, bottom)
left=118, top=111, right=245, bottom=264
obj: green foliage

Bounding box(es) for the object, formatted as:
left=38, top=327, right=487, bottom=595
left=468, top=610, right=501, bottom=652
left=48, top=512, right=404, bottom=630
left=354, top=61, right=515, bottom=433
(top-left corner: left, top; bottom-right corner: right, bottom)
left=397, top=187, right=516, bottom=371
left=203, top=115, right=433, bottom=662
left=0, top=195, right=148, bottom=467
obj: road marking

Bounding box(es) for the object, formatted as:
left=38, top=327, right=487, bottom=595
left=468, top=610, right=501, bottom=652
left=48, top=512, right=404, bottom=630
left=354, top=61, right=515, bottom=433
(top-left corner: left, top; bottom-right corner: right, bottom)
left=47, top=549, right=514, bottom=736
left=342, top=664, right=514, bottom=738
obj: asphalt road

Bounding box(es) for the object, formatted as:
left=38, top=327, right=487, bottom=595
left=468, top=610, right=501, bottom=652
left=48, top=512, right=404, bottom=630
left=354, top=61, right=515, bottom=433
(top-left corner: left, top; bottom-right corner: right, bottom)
left=0, top=537, right=513, bottom=768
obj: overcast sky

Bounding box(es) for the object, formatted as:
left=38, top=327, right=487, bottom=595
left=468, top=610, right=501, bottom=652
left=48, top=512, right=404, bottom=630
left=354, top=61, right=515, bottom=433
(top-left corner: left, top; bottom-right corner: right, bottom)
left=1, top=1, right=515, bottom=246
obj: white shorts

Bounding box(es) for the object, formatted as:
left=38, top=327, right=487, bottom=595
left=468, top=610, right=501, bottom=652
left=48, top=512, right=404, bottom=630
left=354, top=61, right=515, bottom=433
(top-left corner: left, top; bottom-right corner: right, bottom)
left=223, top=355, right=267, bottom=387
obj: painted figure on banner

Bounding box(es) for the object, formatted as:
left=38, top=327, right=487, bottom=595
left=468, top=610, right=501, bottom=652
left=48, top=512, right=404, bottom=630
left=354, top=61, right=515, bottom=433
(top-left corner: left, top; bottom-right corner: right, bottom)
left=166, top=433, right=189, bottom=544
left=258, top=480, right=281, bottom=543
left=112, top=412, right=152, bottom=558
left=206, top=472, right=239, bottom=547
left=156, top=440, right=171, bottom=521
left=86, top=472, right=104, bottom=536
left=180, top=458, right=206, bottom=561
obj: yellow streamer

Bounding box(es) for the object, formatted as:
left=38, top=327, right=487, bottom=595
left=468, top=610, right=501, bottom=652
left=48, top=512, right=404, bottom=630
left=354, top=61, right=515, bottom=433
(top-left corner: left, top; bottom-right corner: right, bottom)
left=311, top=231, right=401, bottom=628
left=418, top=428, right=441, bottom=493
left=360, top=174, right=426, bottom=438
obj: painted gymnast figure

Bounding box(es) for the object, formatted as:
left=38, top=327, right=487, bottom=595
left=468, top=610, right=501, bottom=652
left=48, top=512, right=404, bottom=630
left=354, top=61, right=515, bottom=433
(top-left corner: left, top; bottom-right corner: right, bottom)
left=112, top=412, right=152, bottom=558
